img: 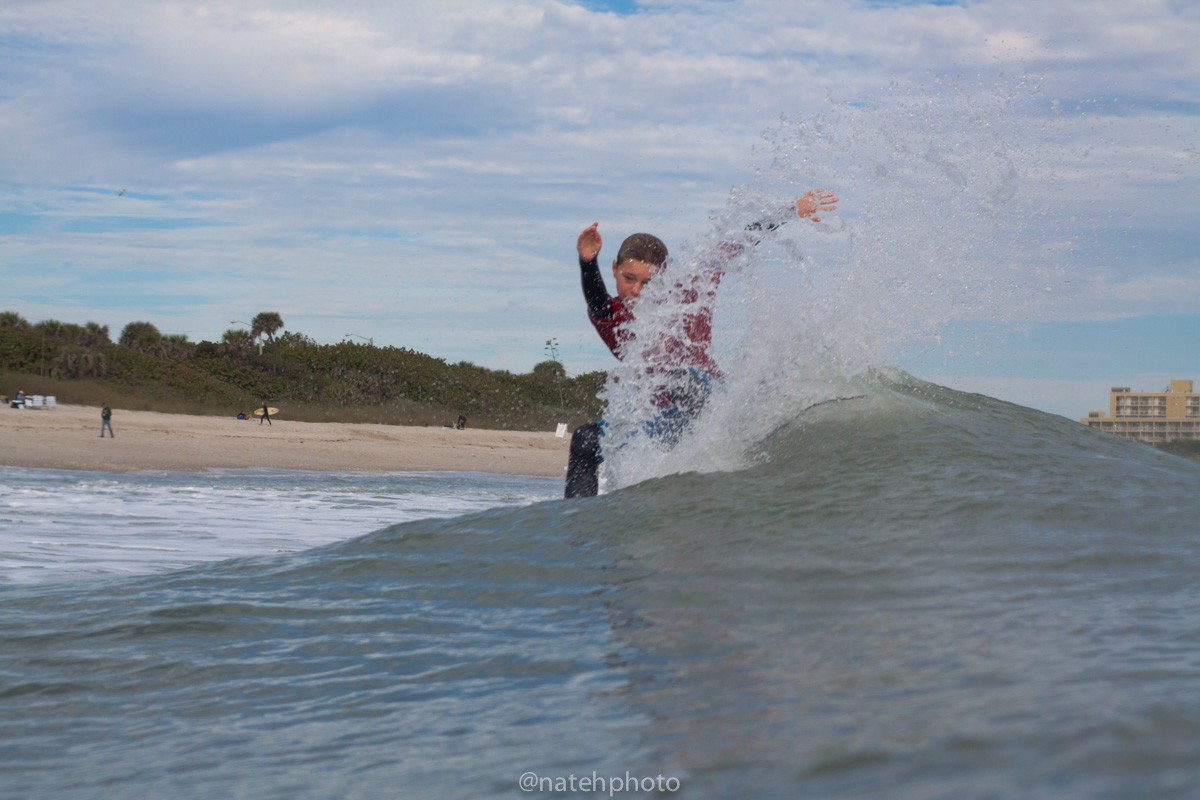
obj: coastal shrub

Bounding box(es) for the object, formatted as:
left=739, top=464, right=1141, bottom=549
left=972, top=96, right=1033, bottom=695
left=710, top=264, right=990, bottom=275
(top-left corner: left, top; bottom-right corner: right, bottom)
left=0, top=312, right=606, bottom=428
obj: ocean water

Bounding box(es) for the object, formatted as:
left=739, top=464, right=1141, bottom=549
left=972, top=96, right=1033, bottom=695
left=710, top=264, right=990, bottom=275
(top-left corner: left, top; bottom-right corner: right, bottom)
left=0, top=468, right=556, bottom=585
left=6, top=80, right=1196, bottom=798
left=2, top=378, right=1199, bottom=799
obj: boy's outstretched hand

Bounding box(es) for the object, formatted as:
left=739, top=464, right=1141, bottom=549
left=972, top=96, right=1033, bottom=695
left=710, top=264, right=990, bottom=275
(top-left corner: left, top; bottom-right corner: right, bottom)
left=795, top=189, right=838, bottom=222
left=577, top=222, right=602, bottom=261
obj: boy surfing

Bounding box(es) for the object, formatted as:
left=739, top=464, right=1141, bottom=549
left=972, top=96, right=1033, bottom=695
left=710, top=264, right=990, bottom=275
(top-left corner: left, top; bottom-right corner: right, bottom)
left=565, top=189, right=838, bottom=498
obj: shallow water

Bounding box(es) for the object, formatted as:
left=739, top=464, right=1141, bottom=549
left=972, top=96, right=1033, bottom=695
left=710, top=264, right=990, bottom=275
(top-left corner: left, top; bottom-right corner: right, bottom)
left=2, top=379, right=1199, bottom=798
left=0, top=468, right=556, bottom=584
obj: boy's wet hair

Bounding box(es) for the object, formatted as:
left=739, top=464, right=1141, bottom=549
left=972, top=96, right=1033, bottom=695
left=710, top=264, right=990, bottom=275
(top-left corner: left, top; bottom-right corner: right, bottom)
left=616, top=233, right=669, bottom=269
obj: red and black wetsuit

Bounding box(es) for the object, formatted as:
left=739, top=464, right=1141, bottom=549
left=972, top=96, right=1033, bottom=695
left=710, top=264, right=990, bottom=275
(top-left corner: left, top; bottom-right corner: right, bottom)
left=578, top=254, right=723, bottom=389
left=565, top=209, right=795, bottom=498
left=566, top=254, right=724, bottom=498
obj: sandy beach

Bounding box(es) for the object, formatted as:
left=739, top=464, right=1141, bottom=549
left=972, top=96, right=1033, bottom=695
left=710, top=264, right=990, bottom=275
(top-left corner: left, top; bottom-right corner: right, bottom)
left=0, top=404, right=571, bottom=477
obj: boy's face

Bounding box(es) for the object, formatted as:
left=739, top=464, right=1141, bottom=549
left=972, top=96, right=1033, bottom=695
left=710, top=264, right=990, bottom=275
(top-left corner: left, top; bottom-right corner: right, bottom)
left=612, top=258, right=656, bottom=302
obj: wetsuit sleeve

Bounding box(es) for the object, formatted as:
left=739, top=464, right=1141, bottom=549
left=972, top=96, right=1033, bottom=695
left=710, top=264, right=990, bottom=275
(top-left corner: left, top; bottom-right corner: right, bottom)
left=580, top=255, right=613, bottom=320
left=744, top=203, right=798, bottom=240
left=701, top=204, right=792, bottom=286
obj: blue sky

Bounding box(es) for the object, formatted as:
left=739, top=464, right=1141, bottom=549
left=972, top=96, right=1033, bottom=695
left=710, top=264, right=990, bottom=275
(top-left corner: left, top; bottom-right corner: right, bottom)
left=1, top=0, right=1196, bottom=419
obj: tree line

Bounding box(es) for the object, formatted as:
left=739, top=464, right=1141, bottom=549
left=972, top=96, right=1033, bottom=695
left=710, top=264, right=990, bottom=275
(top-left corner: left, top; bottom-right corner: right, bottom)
left=0, top=311, right=604, bottom=429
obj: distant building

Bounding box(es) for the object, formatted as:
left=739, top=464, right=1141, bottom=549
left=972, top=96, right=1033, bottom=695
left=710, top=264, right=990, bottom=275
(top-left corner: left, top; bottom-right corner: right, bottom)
left=1080, top=379, right=1200, bottom=443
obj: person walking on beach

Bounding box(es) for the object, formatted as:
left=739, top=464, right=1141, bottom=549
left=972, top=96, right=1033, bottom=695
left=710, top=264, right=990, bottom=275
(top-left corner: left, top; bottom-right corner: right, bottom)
left=100, top=402, right=114, bottom=437
left=260, top=401, right=271, bottom=426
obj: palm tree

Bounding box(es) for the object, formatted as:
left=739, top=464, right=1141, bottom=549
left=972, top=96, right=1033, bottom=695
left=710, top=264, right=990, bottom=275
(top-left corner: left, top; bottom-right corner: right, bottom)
left=252, top=311, right=284, bottom=373
left=33, top=319, right=67, bottom=339
left=119, top=321, right=162, bottom=350
left=81, top=322, right=111, bottom=348
left=0, top=311, right=29, bottom=329
left=221, top=327, right=253, bottom=356
left=158, top=333, right=191, bottom=360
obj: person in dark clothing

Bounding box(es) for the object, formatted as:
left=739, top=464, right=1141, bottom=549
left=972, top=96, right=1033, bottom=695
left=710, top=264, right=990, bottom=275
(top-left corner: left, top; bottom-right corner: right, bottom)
left=100, top=402, right=114, bottom=437
left=260, top=401, right=271, bottom=426
left=565, top=419, right=605, bottom=498
left=565, top=190, right=838, bottom=498
left=565, top=229, right=707, bottom=498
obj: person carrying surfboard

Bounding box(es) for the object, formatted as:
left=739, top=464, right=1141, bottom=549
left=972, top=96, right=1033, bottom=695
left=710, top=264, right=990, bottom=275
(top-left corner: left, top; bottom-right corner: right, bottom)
left=564, top=189, right=837, bottom=498
left=260, top=400, right=271, bottom=426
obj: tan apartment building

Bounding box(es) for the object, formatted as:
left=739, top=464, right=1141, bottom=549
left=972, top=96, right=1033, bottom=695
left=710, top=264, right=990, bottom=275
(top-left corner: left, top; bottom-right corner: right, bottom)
left=1080, top=379, right=1200, bottom=443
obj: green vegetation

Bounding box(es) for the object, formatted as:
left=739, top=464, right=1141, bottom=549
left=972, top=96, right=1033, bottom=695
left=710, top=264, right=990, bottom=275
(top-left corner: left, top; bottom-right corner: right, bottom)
left=0, top=311, right=605, bottom=429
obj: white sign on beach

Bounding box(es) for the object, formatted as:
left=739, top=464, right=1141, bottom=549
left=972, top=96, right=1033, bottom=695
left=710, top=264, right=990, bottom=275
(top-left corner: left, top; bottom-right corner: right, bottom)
left=555, top=423, right=568, bottom=438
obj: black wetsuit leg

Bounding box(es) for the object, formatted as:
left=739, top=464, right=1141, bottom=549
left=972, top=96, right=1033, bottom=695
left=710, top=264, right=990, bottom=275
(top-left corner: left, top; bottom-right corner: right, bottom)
left=565, top=421, right=603, bottom=498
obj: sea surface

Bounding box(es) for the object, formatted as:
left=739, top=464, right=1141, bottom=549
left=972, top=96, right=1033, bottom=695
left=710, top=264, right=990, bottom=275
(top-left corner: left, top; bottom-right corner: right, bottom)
left=2, top=379, right=1199, bottom=799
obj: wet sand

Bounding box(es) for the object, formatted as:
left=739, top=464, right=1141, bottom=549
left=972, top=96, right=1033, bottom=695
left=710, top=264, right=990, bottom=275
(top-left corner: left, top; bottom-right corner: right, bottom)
left=0, top=404, right=570, bottom=477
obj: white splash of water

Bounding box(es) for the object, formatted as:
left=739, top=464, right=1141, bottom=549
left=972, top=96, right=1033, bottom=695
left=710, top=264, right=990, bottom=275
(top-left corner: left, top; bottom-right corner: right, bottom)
left=600, top=77, right=1075, bottom=491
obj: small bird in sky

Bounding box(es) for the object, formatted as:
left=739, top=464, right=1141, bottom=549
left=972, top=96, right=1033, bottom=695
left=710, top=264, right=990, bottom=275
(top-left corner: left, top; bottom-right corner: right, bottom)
left=118, top=189, right=126, bottom=196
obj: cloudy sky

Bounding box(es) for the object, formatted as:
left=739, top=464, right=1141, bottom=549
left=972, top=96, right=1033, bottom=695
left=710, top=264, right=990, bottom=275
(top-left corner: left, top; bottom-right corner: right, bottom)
left=2, top=0, right=1196, bottom=418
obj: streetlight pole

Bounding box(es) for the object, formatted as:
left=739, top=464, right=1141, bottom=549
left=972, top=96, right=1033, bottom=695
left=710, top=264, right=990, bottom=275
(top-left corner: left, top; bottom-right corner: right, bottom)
left=231, top=320, right=262, bottom=355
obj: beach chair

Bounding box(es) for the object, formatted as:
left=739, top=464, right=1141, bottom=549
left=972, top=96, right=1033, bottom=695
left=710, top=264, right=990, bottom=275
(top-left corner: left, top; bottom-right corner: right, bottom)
left=30, top=395, right=44, bottom=408
left=46, top=396, right=57, bottom=409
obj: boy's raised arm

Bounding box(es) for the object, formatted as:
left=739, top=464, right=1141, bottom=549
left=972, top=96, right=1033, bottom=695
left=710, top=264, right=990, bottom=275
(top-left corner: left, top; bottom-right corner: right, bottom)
left=577, top=222, right=612, bottom=320
left=744, top=189, right=840, bottom=238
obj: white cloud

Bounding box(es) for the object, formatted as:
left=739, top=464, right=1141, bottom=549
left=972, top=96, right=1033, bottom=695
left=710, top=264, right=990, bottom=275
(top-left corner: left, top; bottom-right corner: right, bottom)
left=0, top=0, right=1197, bottom=375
